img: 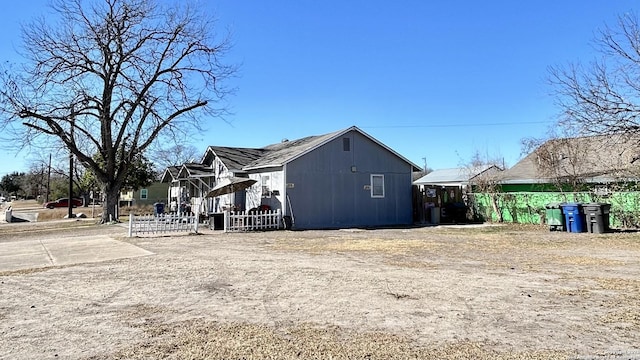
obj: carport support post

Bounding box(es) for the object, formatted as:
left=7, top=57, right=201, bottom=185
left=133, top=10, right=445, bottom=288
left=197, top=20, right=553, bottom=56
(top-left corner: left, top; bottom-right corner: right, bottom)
left=223, top=209, right=229, bottom=233
left=277, top=209, right=282, bottom=229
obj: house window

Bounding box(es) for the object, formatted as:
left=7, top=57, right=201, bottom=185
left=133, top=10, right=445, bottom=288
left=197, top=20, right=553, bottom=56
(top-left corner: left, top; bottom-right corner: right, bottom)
left=371, top=174, right=385, bottom=198
left=343, top=137, right=351, bottom=151
left=261, top=175, right=271, bottom=198
left=140, top=189, right=148, bottom=200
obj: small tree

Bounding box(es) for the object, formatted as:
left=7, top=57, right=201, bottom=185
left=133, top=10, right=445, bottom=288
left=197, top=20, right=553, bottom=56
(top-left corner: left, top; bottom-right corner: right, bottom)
left=0, top=0, right=234, bottom=223
left=520, top=131, right=592, bottom=197
left=150, top=144, right=201, bottom=170
left=463, top=150, right=505, bottom=222
left=0, top=172, right=25, bottom=198
left=21, top=166, right=48, bottom=200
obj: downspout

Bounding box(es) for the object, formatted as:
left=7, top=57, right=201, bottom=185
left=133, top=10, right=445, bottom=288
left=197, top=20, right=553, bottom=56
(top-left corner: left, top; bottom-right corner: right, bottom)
left=283, top=164, right=288, bottom=216
left=283, top=164, right=295, bottom=228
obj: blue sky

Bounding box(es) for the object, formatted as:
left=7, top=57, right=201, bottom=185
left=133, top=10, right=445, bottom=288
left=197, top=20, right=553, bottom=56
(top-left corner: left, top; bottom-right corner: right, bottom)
left=1, top=1, right=637, bottom=176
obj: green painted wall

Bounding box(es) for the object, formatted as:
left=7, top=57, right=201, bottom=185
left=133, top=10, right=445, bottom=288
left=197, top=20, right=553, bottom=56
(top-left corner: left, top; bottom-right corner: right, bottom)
left=134, top=182, right=169, bottom=206
left=470, top=191, right=640, bottom=228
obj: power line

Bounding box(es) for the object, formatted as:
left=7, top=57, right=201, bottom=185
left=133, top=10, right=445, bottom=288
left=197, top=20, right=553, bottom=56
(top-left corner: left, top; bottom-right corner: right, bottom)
left=360, top=121, right=554, bottom=129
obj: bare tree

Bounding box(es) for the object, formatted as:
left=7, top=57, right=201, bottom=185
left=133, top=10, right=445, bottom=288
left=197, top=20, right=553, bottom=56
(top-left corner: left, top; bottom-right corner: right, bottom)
left=549, top=11, right=640, bottom=159
left=0, top=0, right=234, bottom=222
left=463, top=150, right=505, bottom=222
left=520, top=128, right=592, bottom=194
left=149, top=143, right=200, bottom=170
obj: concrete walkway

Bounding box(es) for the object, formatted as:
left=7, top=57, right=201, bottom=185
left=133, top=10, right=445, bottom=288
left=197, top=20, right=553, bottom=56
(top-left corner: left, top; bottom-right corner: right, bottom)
left=0, top=235, right=153, bottom=272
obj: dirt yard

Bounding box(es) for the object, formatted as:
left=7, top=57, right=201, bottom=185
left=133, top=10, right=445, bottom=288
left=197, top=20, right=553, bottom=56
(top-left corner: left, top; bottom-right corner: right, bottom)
left=1, top=222, right=640, bottom=359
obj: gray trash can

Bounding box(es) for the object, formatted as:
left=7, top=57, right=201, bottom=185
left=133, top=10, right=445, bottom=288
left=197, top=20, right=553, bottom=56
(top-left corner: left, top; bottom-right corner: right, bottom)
left=583, top=203, right=611, bottom=234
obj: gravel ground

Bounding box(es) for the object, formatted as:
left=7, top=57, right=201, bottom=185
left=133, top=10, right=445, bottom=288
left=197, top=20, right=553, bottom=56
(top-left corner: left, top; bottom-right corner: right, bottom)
left=1, top=222, right=640, bottom=359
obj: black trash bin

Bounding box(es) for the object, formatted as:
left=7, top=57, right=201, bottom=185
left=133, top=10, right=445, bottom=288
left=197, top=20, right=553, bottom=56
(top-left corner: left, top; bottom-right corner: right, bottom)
left=583, top=203, right=611, bottom=234
left=443, top=202, right=468, bottom=224
left=209, top=213, right=224, bottom=230
left=282, top=215, right=292, bottom=230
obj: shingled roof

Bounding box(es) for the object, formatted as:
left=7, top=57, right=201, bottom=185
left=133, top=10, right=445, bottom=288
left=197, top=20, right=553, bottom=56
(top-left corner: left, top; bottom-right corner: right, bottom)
left=203, top=146, right=266, bottom=172
left=203, top=126, right=419, bottom=172
left=176, top=163, right=212, bottom=179
left=160, top=166, right=181, bottom=183
left=244, top=130, right=344, bottom=170
left=501, top=134, right=640, bottom=184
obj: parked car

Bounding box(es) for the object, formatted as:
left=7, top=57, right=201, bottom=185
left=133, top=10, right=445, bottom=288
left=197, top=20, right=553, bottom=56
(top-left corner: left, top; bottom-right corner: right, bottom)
left=43, top=198, right=83, bottom=209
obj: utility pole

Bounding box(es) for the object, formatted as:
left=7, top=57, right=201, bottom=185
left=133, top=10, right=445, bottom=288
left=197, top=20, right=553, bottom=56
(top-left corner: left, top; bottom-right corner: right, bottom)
left=45, top=153, right=51, bottom=203
left=68, top=106, right=74, bottom=219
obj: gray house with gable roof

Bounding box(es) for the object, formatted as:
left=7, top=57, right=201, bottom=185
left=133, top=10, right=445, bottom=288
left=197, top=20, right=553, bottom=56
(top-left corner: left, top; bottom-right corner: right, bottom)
left=246, top=126, right=420, bottom=229
left=164, top=126, right=420, bottom=229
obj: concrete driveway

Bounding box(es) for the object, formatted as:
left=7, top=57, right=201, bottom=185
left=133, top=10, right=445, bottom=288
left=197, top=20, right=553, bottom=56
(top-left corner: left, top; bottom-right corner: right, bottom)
left=0, top=235, right=153, bottom=272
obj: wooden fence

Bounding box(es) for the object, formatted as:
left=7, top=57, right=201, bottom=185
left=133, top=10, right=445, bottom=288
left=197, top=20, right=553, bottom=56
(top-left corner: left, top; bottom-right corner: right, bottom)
left=223, top=209, right=282, bottom=232
left=128, top=213, right=199, bottom=237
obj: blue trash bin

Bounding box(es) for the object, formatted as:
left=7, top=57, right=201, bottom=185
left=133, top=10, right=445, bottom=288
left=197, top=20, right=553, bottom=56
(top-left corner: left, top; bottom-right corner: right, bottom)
left=561, top=203, right=585, bottom=233
left=154, top=202, right=165, bottom=216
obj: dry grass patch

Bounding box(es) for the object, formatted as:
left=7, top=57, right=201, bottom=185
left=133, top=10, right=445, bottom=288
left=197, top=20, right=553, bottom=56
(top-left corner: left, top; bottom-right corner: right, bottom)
left=270, top=236, right=444, bottom=255
left=595, top=277, right=640, bottom=291
left=0, top=218, right=98, bottom=235
left=384, top=259, right=438, bottom=270
left=601, top=310, right=640, bottom=328
left=551, top=256, right=626, bottom=266
left=556, top=287, right=594, bottom=299
left=88, top=319, right=569, bottom=360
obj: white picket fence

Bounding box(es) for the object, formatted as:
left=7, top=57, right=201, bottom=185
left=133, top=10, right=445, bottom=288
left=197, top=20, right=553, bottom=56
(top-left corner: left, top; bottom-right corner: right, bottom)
left=128, top=213, right=199, bottom=237
left=224, top=209, right=282, bottom=232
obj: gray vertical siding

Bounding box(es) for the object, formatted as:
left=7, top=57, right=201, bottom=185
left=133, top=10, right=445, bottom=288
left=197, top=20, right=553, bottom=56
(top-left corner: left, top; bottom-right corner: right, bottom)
left=285, top=130, right=413, bottom=229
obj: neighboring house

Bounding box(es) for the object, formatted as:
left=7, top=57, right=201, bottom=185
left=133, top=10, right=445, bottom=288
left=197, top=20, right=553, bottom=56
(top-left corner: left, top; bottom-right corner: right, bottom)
left=200, top=146, right=265, bottom=213
left=163, top=126, right=421, bottom=229
left=413, top=165, right=501, bottom=223
left=472, top=134, right=640, bottom=226
left=120, top=182, right=169, bottom=207
left=500, top=134, right=640, bottom=191
left=160, top=165, right=181, bottom=209
left=160, top=163, right=216, bottom=214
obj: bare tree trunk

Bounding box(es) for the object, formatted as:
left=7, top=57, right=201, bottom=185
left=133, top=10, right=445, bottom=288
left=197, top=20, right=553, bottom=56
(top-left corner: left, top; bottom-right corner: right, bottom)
left=101, top=184, right=120, bottom=224
left=490, top=193, right=504, bottom=223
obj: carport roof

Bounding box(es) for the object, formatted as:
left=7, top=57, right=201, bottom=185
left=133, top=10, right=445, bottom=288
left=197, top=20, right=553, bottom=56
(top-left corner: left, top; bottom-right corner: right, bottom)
left=414, top=165, right=497, bottom=186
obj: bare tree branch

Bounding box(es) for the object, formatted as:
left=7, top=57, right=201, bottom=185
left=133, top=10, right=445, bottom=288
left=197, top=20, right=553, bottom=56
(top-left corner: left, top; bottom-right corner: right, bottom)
left=549, top=12, right=640, bottom=144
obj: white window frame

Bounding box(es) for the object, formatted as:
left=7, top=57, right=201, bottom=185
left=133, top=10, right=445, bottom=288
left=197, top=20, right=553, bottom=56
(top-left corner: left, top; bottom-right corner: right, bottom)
left=140, top=188, right=148, bottom=200
left=261, top=175, right=271, bottom=198
left=370, top=174, right=385, bottom=198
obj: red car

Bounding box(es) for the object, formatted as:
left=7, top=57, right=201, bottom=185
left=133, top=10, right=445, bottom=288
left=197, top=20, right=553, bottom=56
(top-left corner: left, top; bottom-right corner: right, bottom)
left=43, top=198, right=83, bottom=209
